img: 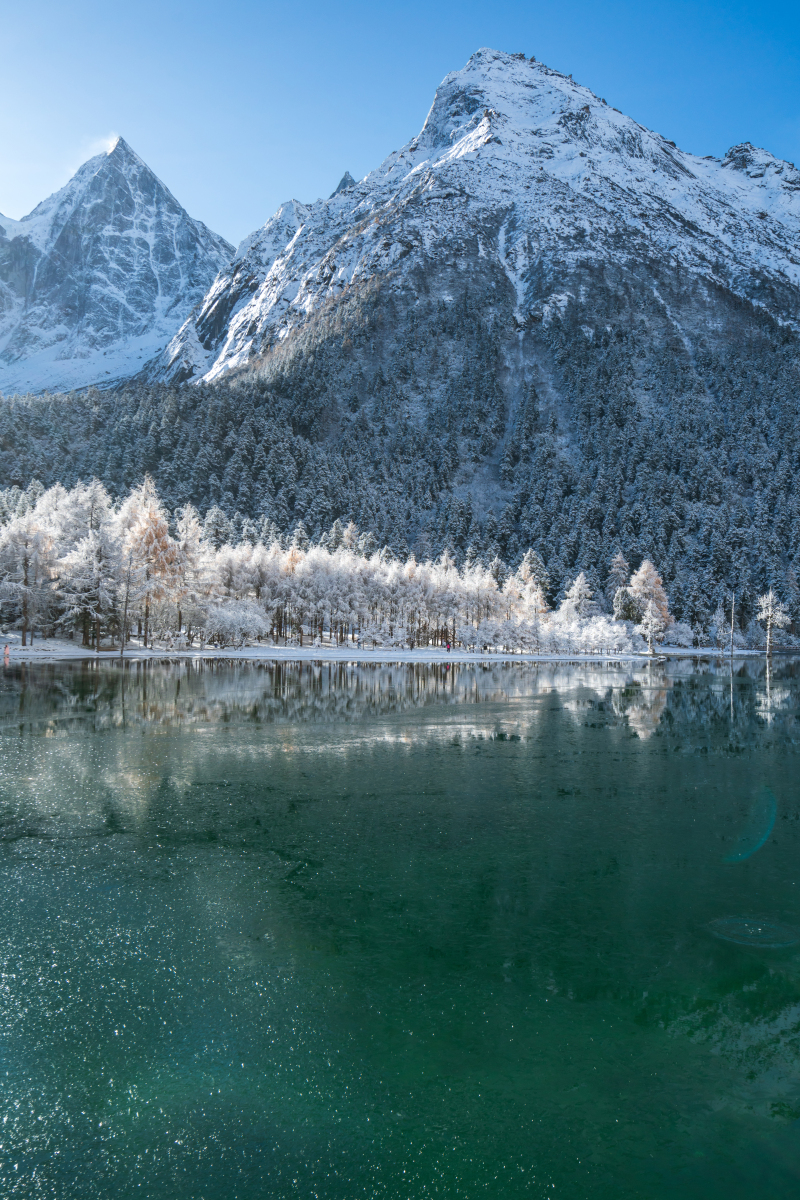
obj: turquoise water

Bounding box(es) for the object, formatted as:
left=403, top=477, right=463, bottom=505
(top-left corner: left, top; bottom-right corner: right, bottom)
left=1, top=658, right=800, bottom=1198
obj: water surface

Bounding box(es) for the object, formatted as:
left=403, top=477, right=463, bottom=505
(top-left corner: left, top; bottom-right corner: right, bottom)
left=2, top=657, right=800, bottom=1198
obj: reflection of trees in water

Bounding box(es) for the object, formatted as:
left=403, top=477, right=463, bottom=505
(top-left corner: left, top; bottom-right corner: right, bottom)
left=3, top=656, right=800, bottom=1123
left=610, top=668, right=672, bottom=739
left=1, top=657, right=799, bottom=741
left=0, top=659, right=651, bottom=732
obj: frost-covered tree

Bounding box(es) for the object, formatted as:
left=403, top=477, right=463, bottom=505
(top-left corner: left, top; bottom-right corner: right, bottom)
left=205, top=600, right=271, bottom=648
left=559, top=572, right=597, bottom=621
left=517, top=548, right=550, bottom=596
left=605, top=551, right=630, bottom=607
left=203, top=506, right=235, bottom=550
left=613, top=587, right=643, bottom=624
left=60, top=524, right=121, bottom=649
left=0, top=513, right=54, bottom=644
left=174, top=504, right=207, bottom=636
left=639, top=600, right=665, bottom=655
left=757, top=589, right=789, bottom=657
left=291, top=521, right=310, bottom=551
left=629, top=560, right=671, bottom=626
left=124, top=480, right=180, bottom=647
left=357, top=530, right=379, bottom=557
left=710, top=604, right=728, bottom=650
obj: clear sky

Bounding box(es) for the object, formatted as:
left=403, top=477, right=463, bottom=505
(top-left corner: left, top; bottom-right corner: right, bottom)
left=2, top=0, right=799, bottom=246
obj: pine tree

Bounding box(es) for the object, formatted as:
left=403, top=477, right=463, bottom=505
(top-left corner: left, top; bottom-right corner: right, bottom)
left=203, top=505, right=235, bottom=549
left=517, top=548, right=550, bottom=595
left=605, top=550, right=630, bottom=606
left=560, top=572, right=597, bottom=620
left=175, top=505, right=206, bottom=635
left=60, top=524, right=121, bottom=650
left=0, top=513, right=54, bottom=645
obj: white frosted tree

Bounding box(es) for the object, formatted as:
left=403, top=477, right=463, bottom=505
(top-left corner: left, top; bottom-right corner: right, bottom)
left=640, top=600, right=665, bottom=655
left=43, top=479, right=114, bottom=561
left=117, top=546, right=147, bottom=658
left=710, top=604, right=728, bottom=649
left=629, top=560, right=671, bottom=626
left=123, top=479, right=180, bottom=647
left=205, top=600, right=271, bottom=648
left=174, top=504, right=208, bottom=639
left=757, top=589, right=789, bottom=657
left=56, top=481, right=119, bottom=647
left=0, top=513, right=55, bottom=645
left=605, top=550, right=630, bottom=607
left=559, top=572, right=597, bottom=621
left=60, top=524, right=122, bottom=650
left=203, top=505, right=235, bottom=550
left=517, top=548, right=550, bottom=596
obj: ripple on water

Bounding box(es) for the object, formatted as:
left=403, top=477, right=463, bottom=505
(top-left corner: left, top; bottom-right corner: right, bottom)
left=706, top=916, right=800, bottom=948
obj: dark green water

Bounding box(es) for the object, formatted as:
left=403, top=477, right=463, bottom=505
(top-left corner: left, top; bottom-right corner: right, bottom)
left=2, top=658, right=800, bottom=1198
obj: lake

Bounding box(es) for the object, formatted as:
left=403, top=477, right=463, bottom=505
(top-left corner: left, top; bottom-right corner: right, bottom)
left=1, top=657, right=799, bottom=1198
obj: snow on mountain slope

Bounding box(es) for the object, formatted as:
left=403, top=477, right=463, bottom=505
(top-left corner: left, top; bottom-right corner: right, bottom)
left=0, top=138, right=233, bottom=394
left=151, top=48, right=800, bottom=386
left=154, top=200, right=309, bottom=383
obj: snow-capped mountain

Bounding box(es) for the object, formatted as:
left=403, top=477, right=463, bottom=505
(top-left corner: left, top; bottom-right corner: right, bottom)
left=151, top=47, right=800, bottom=384
left=0, top=137, right=233, bottom=394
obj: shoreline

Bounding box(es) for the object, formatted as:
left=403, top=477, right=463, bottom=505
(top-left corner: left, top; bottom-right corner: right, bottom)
left=0, top=637, right=772, bottom=666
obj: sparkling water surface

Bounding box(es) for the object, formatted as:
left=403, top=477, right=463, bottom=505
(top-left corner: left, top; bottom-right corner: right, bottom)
left=2, top=657, right=800, bottom=1198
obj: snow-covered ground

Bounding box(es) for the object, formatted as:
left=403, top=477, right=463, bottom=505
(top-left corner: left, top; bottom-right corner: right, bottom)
left=0, top=331, right=172, bottom=395
left=0, top=630, right=764, bottom=665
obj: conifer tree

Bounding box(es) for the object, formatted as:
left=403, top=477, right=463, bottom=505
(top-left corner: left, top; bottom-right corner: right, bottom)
left=560, top=572, right=597, bottom=620
left=174, top=505, right=206, bottom=635
left=517, top=549, right=550, bottom=595
left=605, top=550, right=630, bottom=606
left=0, top=514, right=54, bottom=645
left=60, top=524, right=121, bottom=649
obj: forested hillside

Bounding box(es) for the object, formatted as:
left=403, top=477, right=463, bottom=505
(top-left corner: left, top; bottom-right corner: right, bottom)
left=1, top=260, right=799, bottom=632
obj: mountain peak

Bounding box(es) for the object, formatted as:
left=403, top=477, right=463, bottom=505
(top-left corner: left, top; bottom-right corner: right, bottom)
left=0, top=140, right=233, bottom=393
left=330, top=171, right=356, bottom=198
left=415, top=46, right=601, bottom=153
left=104, top=134, right=145, bottom=166
left=722, top=141, right=799, bottom=181
left=153, top=45, right=800, bottom=388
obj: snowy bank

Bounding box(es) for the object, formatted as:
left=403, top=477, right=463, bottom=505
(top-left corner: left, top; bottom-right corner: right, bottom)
left=0, top=631, right=766, bottom=666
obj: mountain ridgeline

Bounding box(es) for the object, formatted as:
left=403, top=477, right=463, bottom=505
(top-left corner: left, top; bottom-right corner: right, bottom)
left=2, top=49, right=800, bottom=630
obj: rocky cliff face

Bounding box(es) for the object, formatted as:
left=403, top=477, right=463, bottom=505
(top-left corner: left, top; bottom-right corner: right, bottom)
left=0, top=138, right=233, bottom=394
left=150, top=47, right=800, bottom=385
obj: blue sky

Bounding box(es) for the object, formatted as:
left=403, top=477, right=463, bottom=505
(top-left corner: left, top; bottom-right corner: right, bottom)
left=2, top=0, right=799, bottom=245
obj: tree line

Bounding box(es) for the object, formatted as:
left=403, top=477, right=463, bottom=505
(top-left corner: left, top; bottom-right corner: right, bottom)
left=0, top=478, right=789, bottom=655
